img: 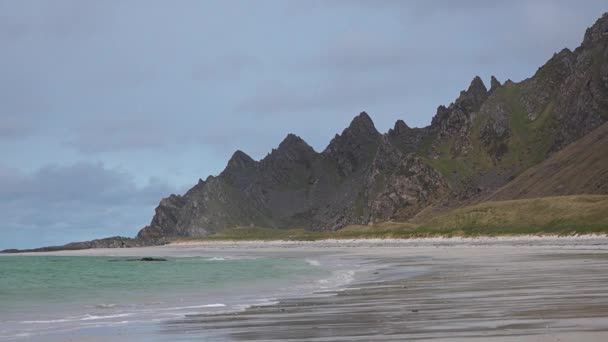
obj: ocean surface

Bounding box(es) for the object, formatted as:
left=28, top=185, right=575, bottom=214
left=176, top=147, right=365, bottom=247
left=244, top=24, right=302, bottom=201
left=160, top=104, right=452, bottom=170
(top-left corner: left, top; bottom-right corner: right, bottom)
left=0, top=254, right=348, bottom=341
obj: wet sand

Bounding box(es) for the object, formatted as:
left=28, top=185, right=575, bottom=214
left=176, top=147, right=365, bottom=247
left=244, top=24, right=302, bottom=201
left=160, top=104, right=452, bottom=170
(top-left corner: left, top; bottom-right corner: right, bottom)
left=16, top=236, right=608, bottom=341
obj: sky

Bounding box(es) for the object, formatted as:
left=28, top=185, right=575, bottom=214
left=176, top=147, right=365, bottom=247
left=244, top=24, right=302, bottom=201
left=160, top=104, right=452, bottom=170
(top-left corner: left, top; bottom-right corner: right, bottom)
left=1, top=0, right=606, bottom=249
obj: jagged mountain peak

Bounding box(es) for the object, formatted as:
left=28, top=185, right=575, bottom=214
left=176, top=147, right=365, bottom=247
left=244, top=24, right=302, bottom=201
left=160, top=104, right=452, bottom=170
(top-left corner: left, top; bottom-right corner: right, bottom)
left=490, top=75, right=501, bottom=93
left=220, top=150, right=258, bottom=189
left=387, top=119, right=427, bottom=155
left=324, top=112, right=380, bottom=153
left=261, top=133, right=317, bottom=166
left=346, top=111, right=379, bottom=136
left=467, top=76, right=487, bottom=94
left=534, top=48, right=577, bottom=88
left=322, top=111, right=382, bottom=177
left=278, top=133, right=311, bottom=150
left=430, top=76, right=489, bottom=130
left=390, top=119, right=411, bottom=135
left=455, top=76, right=488, bottom=108
left=581, top=12, right=608, bottom=49
left=534, top=48, right=575, bottom=78
left=227, top=150, right=255, bottom=167
left=272, top=133, right=316, bottom=157
left=325, top=111, right=381, bottom=148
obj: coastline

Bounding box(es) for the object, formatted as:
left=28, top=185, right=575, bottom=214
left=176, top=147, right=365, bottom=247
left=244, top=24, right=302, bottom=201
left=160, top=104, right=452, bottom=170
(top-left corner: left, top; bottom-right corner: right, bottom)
left=4, top=236, right=608, bottom=341
left=168, top=234, right=608, bottom=247
left=164, top=236, right=608, bottom=341
left=8, top=234, right=608, bottom=257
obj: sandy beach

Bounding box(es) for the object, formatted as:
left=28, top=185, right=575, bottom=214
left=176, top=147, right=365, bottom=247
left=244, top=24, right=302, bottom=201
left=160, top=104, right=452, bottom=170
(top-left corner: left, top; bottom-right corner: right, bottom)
left=10, top=236, right=608, bottom=341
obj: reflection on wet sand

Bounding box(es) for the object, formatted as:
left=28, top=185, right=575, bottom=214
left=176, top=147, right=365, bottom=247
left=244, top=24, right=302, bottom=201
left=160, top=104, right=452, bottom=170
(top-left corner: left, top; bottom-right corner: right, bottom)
left=166, top=247, right=608, bottom=341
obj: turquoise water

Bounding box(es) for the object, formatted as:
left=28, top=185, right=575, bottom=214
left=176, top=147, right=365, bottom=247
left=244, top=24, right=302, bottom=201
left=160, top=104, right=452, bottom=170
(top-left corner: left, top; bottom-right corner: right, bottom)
left=0, top=255, right=330, bottom=340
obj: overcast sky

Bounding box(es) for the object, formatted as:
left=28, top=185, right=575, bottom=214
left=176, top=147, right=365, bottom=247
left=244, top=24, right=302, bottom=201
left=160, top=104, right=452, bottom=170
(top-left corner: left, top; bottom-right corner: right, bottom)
left=1, top=1, right=606, bottom=249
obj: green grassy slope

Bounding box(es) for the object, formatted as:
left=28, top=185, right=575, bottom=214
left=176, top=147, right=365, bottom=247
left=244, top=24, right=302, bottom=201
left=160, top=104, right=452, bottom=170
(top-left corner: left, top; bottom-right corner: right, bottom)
left=489, top=122, right=608, bottom=200
left=421, top=81, right=560, bottom=191
left=417, top=195, right=608, bottom=236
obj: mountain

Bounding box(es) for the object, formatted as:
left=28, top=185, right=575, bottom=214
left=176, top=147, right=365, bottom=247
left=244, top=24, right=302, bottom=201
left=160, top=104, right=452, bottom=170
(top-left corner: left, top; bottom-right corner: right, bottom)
left=137, top=112, right=450, bottom=240
left=135, top=13, right=608, bottom=242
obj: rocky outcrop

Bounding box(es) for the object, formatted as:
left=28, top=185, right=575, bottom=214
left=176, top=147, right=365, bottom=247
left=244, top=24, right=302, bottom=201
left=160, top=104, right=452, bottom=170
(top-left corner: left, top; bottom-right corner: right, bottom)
left=0, top=236, right=147, bottom=253
left=387, top=120, right=429, bottom=154
left=549, top=14, right=608, bottom=150
left=489, top=76, right=502, bottom=94
left=137, top=111, right=450, bottom=238
left=137, top=194, right=186, bottom=240
left=429, top=76, right=490, bottom=157
left=366, top=137, right=450, bottom=222
left=322, top=112, right=382, bottom=177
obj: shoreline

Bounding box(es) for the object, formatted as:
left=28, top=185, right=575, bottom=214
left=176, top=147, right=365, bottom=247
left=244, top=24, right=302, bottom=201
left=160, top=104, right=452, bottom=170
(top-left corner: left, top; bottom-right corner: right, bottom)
left=5, top=234, right=607, bottom=257
left=3, top=237, right=608, bottom=341
left=1, top=250, right=364, bottom=342
left=169, top=234, right=608, bottom=246
left=163, top=238, right=608, bottom=341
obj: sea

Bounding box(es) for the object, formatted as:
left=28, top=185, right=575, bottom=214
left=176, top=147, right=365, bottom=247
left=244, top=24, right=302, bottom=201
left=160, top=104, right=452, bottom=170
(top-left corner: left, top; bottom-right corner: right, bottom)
left=0, top=254, right=356, bottom=341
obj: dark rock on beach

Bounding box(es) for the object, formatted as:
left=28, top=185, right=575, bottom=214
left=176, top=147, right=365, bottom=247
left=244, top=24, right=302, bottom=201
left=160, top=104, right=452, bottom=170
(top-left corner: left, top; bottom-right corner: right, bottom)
left=138, top=257, right=167, bottom=262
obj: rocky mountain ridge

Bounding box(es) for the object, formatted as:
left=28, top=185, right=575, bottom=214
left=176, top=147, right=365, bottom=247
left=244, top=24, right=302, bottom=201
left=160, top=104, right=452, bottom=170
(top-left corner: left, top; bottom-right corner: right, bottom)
left=136, top=13, right=608, bottom=242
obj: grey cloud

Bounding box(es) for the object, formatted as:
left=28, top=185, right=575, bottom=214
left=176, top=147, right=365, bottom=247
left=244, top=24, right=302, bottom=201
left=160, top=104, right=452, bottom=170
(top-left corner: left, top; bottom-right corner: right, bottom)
left=298, top=0, right=606, bottom=74
left=0, top=75, right=49, bottom=141
left=64, top=113, right=249, bottom=154
left=191, top=52, right=264, bottom=82
left=0, top=114, right=34, bottom=140
left=0, top=0, right=118, bottom=40
left=237, top=77, right=410, bottom=115
left=0, top=162, right=169, bottom=204
left=304, top=33, right=412, bottom=72
left=65, top=117, right=175, bottom=153
left=0, top=162, right=175, bottom=249
left=290, top=0, right=509, bottom=16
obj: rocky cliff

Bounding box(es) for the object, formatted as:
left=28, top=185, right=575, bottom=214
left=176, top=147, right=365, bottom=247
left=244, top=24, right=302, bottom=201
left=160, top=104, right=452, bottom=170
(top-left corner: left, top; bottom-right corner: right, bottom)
left=137, top=13, right=608, bottom=241
left=138, top=112, right=452, bottom=240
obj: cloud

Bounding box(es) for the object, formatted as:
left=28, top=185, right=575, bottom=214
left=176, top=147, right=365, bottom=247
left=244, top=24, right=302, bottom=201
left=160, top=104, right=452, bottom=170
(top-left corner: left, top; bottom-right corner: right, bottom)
left=237, top=76, right=410, bottom=115
left=0, top=162, right=176, bottom=249
left=0, top=1, right=118, bottom=40
left=191, top=52, right=263, bottom=82
left=303, top=32, right=412, bottom=73
left=0, top=114, right=35, bottom=140
left=0, top=74, right=49, bottom=141
left=65, top=117, right=175, bottom=153
left=288, top=0, right=509, bottom=17
left=63, top=112, right=261, bottom=155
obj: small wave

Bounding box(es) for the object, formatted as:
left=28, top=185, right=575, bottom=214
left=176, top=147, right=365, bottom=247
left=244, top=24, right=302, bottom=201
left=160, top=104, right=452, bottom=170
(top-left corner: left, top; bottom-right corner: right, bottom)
left=22, top=318, right=71, bottom=324
left=151, top=303, right=227, bottom=312
left=305, top=259, right=321, bottom=266
left=186, top=303, right=226, bottom=308
left=232, top=299, right=279, bottom=312
left=206, top=257, right=227, bottom=261
left=81, top=313, right=131, bottom=321
left=318, top=270, right=355, bottom=288
left=95, top=303, right=119, bottom=309
left=22, top=313, right=132, bottom=324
